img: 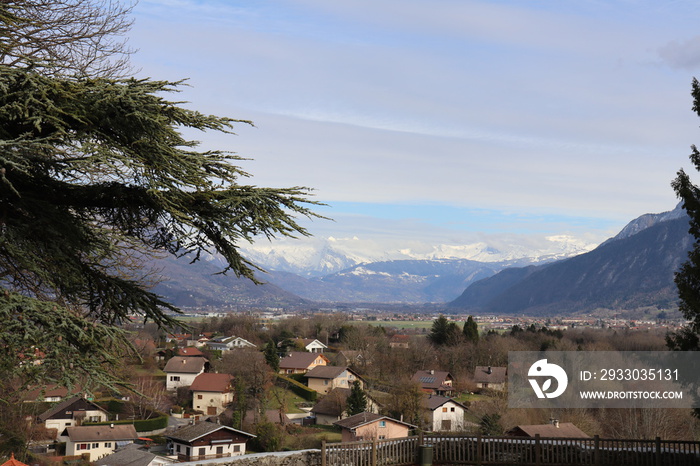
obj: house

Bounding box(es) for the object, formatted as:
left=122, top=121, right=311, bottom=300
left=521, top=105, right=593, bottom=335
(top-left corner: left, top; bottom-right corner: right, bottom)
left=65, top=424, right=138, bottom=462
left=311, top=388, right=381, bottom=425
left=166, top=421, right=255, bottom=462
left=412, top=370, right=454, bottom=396
left=423, top=395, right=468, bottom=432
left=206, top=336, right=256, bottom=352
left=334, top=412, right=416, bottom=442
left=473, top=366, right=507, bottom=391
left=298, top=338, right=327, bottom=353
left=23, top=385, right=75, bottom=403
left=278, top=338, right=327, bottom=353
left=278, top=352, right=330, bottom=375
left=95, top=444, right=174, bottom=466
left=389, top=334, right=411, bottom=349
left=163, top=356, right=208, bottom=390
left=336, top=350, right=367, bottom=367
left=190, top=373, right=234, bottom=416
left=37, top=396, right=109, bottom=441
left=507, top=420, right=590, bottom=438
left=305, top=366, right=362, bottom=394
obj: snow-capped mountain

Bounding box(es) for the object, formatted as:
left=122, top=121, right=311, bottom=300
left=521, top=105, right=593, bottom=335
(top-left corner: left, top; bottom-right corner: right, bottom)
left=239, top=234, right=598, bottom=277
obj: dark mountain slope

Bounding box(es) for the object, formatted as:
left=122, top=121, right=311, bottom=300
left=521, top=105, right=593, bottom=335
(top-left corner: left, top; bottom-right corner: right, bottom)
left=449, top=215, right=693, bottom=315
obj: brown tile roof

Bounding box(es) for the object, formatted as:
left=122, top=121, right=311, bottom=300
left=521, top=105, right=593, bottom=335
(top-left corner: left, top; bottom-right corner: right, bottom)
left=66, top=425, right=138, bottom=442
left=474, top=366, right=507, bottom=384
left=163, top=356, right=208, bottom=374
left=278, top=352, right=329, bottom=370
left=178, top=347, right=205, bottom=357
left=507, top=423, right=590, bottom=438
left=189, top=373, right=233, bottom=393
left=411, top=370, right=453, bottom=390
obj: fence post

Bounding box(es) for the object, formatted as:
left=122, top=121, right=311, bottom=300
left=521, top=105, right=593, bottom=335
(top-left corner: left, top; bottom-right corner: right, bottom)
left=535, top=434, right=541, bottom=466
left=655, top=437, right=661, bottom=466
left=594, top=435, right=600, bottom=466
left=476, top=434, right=482, bottom=466
left=321, top=439, right=326, bottom=466
left=372, top=438, right=377, bottom=466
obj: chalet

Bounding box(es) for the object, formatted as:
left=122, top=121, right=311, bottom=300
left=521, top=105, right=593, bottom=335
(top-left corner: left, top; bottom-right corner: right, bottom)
left=334, top=412, right=416, bottom=442
left=305, top=366, right=362, bottom=394
left=473, top=366, right=507, bottom=391
left=412, top=370, right=454, bottom=396
left=278, top=338, right=327, bottom=353
left=163, top=356, right=208, bottom=391
left=190, top=373, right=234, bottom=416
left=336, top=350, right=367, bottom=367
left=278, top=352, right=329, bottom=375
left=423, top=395, right=468, bottom=432
left=507, top=420, right=590, bottom=438
left=166, top=422, right=255, bottom=462
left=37, top=396, right=109, bottom=441
left=65, top=424, right=138, bottom=462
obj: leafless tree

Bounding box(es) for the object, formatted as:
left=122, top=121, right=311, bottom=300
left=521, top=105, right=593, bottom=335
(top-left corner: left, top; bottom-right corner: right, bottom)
left=1, top=0, right=136, bottom=77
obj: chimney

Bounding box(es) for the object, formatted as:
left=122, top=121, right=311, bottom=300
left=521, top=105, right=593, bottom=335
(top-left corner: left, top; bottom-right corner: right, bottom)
left=429, top=369, right=434, bottom=375
left=487, top=366, right=492, bottom=374
left=550, top=418, right=559, bottom=428
left=110, top=424, right=114, bottom=429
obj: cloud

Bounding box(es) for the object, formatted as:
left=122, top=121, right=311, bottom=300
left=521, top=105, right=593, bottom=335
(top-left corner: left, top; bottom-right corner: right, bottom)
left=658, top=36, right=700, bottom=70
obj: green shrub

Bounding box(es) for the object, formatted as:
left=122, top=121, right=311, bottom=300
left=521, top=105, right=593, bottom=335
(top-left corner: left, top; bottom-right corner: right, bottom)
left=275, top=374, right=317, bottom=402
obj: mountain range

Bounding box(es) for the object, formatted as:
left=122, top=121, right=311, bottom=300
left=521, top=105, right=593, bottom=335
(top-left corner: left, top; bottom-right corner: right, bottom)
left=149, top=203, right=693, bottom=315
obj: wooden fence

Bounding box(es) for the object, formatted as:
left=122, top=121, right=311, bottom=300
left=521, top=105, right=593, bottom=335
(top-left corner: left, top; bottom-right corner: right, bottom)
left=321, top=434, right=700, bottom=466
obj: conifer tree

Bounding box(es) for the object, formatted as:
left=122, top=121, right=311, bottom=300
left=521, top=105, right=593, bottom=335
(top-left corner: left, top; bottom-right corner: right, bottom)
left=0, top=50, right=320, bottom=392
left=428, top=315, right=460, bottom=346
left=670, top=78, right=700, bottom=351
left=264, top=340, right=280, bottom=373
left=462, top=315, right=479, bottom=344
left=345, top=380, right=367, bottom=416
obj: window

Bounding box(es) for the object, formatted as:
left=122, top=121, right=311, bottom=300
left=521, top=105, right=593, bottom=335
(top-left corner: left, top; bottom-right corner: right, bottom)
left=379, top=435, right=386, bottom=440
left=176, top=445, right=181, bottom=453
left=78, top=444, right=89, bottom=450
left=323, top=380, right=329, bottom=385
left=92, top=443, right=99, bottom=449
left=442, top=407, right=448, bottom=412
left=197, top=394, right=203, bottom=399
left=105, top=443, right=111, bottom=448
left=379, top=421, right=386, bottom=428
left=234, top=445, right=240, bottom=452
left=450, top=407, right=455, bottom=412
left=199, top=448, right=206, bottom=456
left=170, top=376, right=180, bottom=382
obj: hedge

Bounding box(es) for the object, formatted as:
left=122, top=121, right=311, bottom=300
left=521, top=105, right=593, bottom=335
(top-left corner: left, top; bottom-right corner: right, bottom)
left=85, top=413, right=168, bottom=433
left=275, top=374, right=317, bottom=402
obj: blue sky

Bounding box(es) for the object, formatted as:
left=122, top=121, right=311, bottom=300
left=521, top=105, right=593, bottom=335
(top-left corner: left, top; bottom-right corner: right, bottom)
left=128, top=0, right=700, bottom=251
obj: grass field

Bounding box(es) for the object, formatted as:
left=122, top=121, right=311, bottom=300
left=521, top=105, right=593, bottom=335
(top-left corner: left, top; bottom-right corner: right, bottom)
left=347, top=320, right=436, bottom=329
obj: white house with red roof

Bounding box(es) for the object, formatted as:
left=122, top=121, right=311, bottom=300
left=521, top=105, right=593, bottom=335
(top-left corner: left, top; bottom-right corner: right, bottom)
left=190, top=373, right=234, bottom=416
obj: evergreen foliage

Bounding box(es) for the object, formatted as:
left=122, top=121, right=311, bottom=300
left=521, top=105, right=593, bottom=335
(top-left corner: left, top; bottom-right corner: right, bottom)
left=264, top=340, right=280, bottom=372
left=462, top=315, right=479, bottom=343
left=671, top=77, right=700, bottom=348
left=0, top=67, right=320, bottom=391
left=428, top=315, right=460, bottom=346
left=345, top=380, right=367, bottom=416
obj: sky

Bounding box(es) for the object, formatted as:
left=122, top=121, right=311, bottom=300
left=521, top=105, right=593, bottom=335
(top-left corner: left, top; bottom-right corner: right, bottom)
left=127, top=0, right=700, bottom=259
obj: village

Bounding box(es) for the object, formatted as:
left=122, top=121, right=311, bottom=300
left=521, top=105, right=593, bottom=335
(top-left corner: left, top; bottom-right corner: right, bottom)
left=8, top=310, right=697, bottom=465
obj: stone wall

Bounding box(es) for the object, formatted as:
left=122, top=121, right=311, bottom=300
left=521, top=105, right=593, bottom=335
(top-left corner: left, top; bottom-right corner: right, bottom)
left=177, top=449, right=321, bottom=466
